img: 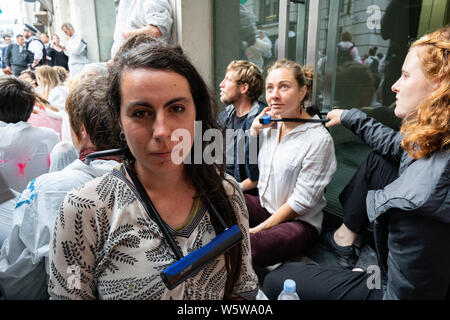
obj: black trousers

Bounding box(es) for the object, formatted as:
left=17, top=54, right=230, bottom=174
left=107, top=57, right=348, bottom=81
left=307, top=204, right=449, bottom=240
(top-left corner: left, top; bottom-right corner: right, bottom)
left=263, top=261, right=383, bottom=300
left=340, top=151, right=399, bottom=234
left=262, top=152, right=398, bottom=300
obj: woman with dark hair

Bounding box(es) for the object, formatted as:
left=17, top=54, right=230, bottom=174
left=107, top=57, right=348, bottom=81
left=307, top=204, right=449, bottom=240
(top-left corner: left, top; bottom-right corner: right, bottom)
left=48, top=40, right=258, bottom=300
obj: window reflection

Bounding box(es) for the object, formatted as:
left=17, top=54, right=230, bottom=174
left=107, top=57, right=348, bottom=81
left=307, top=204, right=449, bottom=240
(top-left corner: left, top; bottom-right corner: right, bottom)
left=316, top=0, right=423, bottom=111
left=312, top=0, right=423, bottom=217
left=239, top=0, right=277, bottom=73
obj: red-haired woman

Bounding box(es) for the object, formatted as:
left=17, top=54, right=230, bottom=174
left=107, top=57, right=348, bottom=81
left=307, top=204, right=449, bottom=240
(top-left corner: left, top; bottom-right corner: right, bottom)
left=263, top=26, right=450, bottom=300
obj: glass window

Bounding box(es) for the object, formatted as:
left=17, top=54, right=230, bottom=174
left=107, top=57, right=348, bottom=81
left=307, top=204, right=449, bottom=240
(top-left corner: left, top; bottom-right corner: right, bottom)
left=261, top=0, right=279, bottom=24
left=213, top=0, right=280, bottom=104
left=313, top=0, right=423, bottom=216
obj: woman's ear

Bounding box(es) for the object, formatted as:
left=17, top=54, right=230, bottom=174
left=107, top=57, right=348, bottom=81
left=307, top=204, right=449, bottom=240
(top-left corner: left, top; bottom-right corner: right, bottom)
left=299, top=85, right=308, bottom=103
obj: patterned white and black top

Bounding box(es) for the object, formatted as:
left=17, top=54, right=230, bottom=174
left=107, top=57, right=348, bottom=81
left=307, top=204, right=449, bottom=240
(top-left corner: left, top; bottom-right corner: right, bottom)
left=48, top=166, right=259, bottom=300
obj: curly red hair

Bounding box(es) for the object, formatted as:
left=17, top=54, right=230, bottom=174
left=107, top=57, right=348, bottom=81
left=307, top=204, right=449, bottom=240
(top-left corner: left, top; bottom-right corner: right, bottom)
left=400, top=26, right=450, bottom=159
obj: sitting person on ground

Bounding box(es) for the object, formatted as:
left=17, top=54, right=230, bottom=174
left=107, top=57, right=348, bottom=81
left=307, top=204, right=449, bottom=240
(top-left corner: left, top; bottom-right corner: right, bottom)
left=19, top=70, right=38, bottom=89
left=0, top=75, right=125, bottom=300
left=35, top=65, right=68, bottom=111
left=217, top=60, right=266, bottom=196
left=246, top=59, right=337, bottom=268
left=0, top=188, right=19, bottom=247
left=48, top=141, right=78, bottom=172
left=28, top=93, right=63, bottom=138
left=53, top=66, right=69, bottom=85
left=48, top=41, right=258, bottom=300
left=263, top=26, right=450, bottom=300
left=79, top=63, right=107, bottom=81
left=0, top=76, right=59, bottom=193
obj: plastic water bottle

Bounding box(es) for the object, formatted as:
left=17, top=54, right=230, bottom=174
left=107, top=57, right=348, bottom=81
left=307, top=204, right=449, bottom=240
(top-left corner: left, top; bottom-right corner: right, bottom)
left=277, top=279, right=300, bottom=300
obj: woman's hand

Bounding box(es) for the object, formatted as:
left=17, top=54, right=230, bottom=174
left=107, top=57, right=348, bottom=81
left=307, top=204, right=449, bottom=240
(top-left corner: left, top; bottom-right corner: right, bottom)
left=249, top=223, right=266, bottom=234
left=250, top=107, right=276, bottom=136
left=325, top=109, right=345, bottom=127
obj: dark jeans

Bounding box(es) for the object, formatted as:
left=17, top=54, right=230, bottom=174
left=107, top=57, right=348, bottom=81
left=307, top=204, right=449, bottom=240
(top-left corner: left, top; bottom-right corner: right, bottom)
left=340, top=151, right=399, bottom=234
left=262, top=152, right=398, bottom=299
left=263, top=261, right=383, bottom=300
left=244, top=194, right=319, bottom=267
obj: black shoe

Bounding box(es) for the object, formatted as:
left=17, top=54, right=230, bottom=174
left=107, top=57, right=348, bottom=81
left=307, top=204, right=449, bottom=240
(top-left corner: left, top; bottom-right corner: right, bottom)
left=319, top=231, right=360, bottom=270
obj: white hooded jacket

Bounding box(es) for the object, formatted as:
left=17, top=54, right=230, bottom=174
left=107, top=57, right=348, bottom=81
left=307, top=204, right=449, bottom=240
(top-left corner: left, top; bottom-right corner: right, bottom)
left=0, top=158, right=119, bottom=299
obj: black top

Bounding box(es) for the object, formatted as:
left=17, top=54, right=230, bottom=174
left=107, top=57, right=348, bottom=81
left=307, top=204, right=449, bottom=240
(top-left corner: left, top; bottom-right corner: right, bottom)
left=46, top=47, right=69, bottom=70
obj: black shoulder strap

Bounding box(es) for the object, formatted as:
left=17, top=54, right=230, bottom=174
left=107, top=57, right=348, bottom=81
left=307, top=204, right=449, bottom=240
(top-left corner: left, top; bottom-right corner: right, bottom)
left=126, top=167, right=184, bottom=260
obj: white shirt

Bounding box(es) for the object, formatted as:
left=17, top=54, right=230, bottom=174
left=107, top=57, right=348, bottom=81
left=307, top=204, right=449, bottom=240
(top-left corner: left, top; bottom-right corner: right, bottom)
left=338, top=41, right=362, bottom=63
left=245, top=37, right=272, bottom=70
left=256, top=119, right=337, bottom=233
left=0, top=159, right=120, bottom=299
left=26, top=37, right=43, bottom=60
left=65, top=32, right=89, bottom=73
left=48, top=85, right=69, bottom=111
left=0, top=121, right=59, bottom=193
left=111, top=0, right=173, bottom=58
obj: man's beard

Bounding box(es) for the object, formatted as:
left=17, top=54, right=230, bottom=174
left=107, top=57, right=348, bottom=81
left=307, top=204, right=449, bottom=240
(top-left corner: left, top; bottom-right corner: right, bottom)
left=220, top=94, right=237, bottom=106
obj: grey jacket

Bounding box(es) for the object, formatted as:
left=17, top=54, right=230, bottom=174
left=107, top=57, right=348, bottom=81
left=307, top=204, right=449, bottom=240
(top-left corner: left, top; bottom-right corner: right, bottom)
left=342, top=108, right=450, bottom=299
left=4, top=44, right=30, bottom=68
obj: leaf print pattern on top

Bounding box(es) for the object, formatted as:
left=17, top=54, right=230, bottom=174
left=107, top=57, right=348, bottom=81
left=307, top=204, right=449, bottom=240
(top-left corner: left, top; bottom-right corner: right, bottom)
left=48, top=169, right=259, bottom=300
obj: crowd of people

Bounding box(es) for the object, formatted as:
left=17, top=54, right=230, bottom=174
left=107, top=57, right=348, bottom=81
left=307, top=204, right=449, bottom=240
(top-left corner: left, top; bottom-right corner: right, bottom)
left=0, top=2, right=448, bottom=300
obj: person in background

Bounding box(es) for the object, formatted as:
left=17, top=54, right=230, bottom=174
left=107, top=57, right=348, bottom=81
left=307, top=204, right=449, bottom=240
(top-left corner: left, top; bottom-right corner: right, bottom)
left=1, top=35, right=12, bottom=69
left=380, top=0, right=422, bottom=106
left=364, top=46, right=380, bottom=89
left=27, top=93, right=63, bottom=139
left=244, top=30, right=272, bottom=71
left=40, top=33, right=52, bottom=66
left=0, top=76, right=59, bottom=193
left=0, top=75, right=124, bottom=300
left=4, top=35, right=29, bottom=76
left=337, top=31, right=361, bottom=64
left=61, top=22, right=89, bottom=77
left=53, top=66, right=69, bottom=85
left=46, top=34, right=69, bottom=71
left=34, top=65, right=68, bottom=111
left=217, top=60, right=266, bottom=196
left=110, top=0, right=173, bottom=60
left=79, top=62, right=107, bottom=81
left=23, top=24, right=45, bottom=69
left=19, top=70, right=38, bottom=89
left=245, top=59, right=337, bottom=268
left=263, top=26, right=450, bottom=300
left=48, top=40, right=258, bottom=300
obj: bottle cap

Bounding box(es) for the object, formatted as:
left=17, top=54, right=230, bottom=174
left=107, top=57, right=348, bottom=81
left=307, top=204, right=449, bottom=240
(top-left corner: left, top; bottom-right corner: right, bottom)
left=283, top=279, right=296, bottom=293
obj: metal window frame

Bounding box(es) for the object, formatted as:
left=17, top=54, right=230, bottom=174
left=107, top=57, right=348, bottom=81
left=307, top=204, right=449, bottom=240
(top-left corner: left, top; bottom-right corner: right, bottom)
left=322, top=0, right=342, bottom=111
left=277, top=0, right=321, bottom=104
left=277, top=0, right=291, bottom=59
